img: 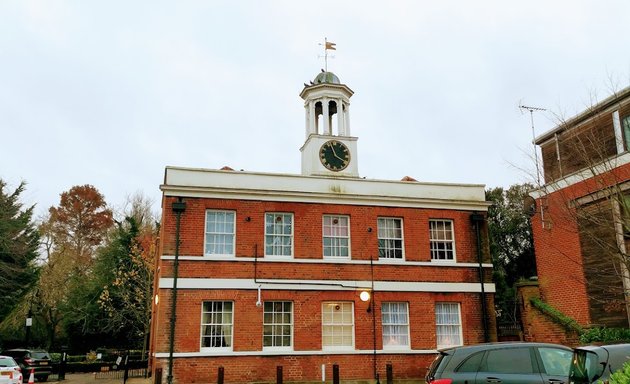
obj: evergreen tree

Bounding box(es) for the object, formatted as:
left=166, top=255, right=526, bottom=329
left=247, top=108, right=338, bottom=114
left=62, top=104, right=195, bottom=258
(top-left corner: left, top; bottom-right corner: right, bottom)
left=0, top=179, right=39, bottom=321
left=486, top=183, right=537, bottom=325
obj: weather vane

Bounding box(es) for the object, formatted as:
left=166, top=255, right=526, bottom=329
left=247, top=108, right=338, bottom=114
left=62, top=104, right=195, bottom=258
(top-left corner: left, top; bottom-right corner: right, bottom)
left=318, top=37, right=336, bottom=72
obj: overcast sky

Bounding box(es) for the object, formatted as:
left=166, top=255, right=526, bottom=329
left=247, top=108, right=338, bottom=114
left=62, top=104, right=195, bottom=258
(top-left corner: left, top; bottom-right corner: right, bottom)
left=2, top=1, right=630, bottom=218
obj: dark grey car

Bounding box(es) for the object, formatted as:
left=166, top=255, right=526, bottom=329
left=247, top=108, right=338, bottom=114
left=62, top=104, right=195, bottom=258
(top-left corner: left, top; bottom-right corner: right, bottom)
left=425, top=342, right=573, bottom=384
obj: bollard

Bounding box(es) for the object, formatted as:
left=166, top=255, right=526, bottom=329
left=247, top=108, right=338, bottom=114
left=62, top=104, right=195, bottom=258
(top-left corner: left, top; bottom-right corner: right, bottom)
left=58, top=351, right=67, bottom=380
left=277, top=366, right=283, bottom=384
left=333, top=364, right=340, bottom=384
left=154, top=368, right=162, bottom=384
left=386, top=364, right=393, bottom=384
left=218, top=366, right=224, bottom=384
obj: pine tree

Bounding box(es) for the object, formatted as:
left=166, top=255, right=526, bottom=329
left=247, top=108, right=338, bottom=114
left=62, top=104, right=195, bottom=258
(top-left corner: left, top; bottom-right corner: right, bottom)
left=0, top=179, right=40, bottom=320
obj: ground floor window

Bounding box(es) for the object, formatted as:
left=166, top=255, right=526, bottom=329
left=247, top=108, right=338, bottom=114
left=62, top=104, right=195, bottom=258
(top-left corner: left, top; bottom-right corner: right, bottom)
left=201, top=301, right=233, bottom=350
left=322, top=302, right=354, bottom=349
left=382, top=302, right=410, bottom=349
left=263, top=301, right=293, bottom=349
left=435, top=302, right=462, bottom=348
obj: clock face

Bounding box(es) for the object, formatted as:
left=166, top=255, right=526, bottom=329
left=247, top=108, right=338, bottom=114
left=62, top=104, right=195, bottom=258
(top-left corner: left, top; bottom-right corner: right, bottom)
left=319, top=140, right=350, bottom=171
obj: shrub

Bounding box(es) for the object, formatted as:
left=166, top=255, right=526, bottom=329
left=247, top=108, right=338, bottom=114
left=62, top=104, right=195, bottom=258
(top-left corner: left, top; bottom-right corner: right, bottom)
left=608, top=360, right=630, bottom=383
left=580, top=328, right=630, bottom=344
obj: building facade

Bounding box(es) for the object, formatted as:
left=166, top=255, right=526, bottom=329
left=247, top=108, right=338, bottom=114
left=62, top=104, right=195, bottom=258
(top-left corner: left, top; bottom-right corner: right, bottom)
left=529, top=86, right=630, bottom=339
left=150, top=72, right=496, bottom=383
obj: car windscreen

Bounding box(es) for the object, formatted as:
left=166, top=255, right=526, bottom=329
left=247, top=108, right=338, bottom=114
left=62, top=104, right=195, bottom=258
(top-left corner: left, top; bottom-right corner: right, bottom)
left=0, top=357, right=16, bottom=367
left=30, top=352, right=50, bottom=360
left=569, top=350, right=601, bottom=384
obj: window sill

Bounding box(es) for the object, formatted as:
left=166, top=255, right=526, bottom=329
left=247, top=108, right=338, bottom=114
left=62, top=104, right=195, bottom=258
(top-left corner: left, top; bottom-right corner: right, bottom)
left=262, top=347, right=293, bottom=352
left=322, top=346, right=355, bottom=352
left=199, top=347, right=233, bottom=353
left=430, top=259, right=456, bottom=264
left=382, top=346, right=411, bottom=352
left=263, top=255, right=294, bottom=259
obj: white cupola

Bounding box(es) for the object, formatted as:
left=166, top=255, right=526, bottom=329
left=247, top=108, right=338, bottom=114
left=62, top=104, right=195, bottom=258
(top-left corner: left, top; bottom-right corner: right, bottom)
left=299, top=71, right=359, bottom=177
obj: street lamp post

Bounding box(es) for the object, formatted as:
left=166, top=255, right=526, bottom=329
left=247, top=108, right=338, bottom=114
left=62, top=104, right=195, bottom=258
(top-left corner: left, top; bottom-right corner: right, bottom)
left=167, top=198, right=186, bottom=384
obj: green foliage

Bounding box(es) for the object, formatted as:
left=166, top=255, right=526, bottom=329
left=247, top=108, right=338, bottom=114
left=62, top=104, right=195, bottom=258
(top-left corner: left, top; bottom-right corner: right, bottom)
left=530, top=297, right=584, bottom=333
left=609, top=360, right=630, bottom=384
left=0, top=179, right=40, bottom=322
left=486, top=183, right=537, bottom=325
left=580, top=327, right=630, bottom=344
left=96, top=215, right=156, bottom=345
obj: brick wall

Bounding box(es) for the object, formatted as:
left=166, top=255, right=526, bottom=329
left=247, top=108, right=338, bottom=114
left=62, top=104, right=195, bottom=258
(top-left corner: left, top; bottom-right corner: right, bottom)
left=154, top=353, right=435, bottom=384
left=152, top=289, right=492, bottom=383
left=532, top=161, right=630, bottom=329
left=152, top=290, right=492, bottom=353
left=152, top=195, right=495, bottom=383
left=159, top=196, right=486, bottom=264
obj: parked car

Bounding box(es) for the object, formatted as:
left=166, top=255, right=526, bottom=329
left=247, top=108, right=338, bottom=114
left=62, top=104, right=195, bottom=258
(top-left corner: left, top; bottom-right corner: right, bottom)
left=0, top=350, right=51, bottom=383
left=0, top=356, right=22, bottom=384
left=425, top=342, right=573, bottom=384
left=569, top=343, right=630, bottom=384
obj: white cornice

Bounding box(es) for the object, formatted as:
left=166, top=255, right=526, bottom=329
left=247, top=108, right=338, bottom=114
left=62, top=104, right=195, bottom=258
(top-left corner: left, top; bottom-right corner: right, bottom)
left=158, top=278, right=496, bottom=293
left=160, top=254, right=493, bottom=268
left=161, top=167, right=490, bottom=211
left=154, top=349, right=437, bottom=358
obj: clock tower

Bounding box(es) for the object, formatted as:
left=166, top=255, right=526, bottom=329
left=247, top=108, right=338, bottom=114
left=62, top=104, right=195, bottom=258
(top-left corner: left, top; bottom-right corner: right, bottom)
left=299, top=71, right=359, bottom=177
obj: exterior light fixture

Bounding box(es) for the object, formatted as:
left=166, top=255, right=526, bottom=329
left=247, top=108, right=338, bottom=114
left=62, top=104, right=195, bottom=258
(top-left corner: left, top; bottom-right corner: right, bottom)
left=360, top=291, right=371, bottom=302
left=154, top=294, right=159, bottom=305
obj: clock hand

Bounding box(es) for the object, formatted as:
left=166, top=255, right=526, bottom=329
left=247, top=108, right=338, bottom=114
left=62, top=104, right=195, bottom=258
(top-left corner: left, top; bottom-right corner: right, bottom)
left=329, top=143, right=345, bottom=161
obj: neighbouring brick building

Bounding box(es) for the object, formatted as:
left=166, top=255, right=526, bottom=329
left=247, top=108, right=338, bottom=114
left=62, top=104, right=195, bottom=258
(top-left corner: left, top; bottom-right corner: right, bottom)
left=149, top=70, right=496, bottom=383
left=527, top=86, right=630, bottom=343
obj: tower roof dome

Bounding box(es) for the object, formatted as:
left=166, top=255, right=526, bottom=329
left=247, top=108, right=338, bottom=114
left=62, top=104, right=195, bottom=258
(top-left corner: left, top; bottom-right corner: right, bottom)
left=314, top=71, right=340, bottom=84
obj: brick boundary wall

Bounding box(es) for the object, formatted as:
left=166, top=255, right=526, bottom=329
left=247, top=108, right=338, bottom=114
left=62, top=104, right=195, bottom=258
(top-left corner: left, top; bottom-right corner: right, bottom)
left=517, top=281, right=581, bottom=347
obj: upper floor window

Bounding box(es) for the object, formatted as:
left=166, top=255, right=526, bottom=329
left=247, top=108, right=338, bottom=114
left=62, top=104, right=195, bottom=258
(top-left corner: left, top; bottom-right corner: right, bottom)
left=435, top=302, right=462, bottom=349
left=378, top=218, right=404, bottom=259
left=201, top=301, right=233, bottom=350
left=263, top=301, right=293, bottom=350
left=323, top=215, right=350, bottom=258
left=322, top=302, right=354, bottom=350
left=265, top=213, right=293, bottom=257
left=430, top=219, right=455, bottom=261
left=623, top=115, right=630, bottom=151
left=382, top=302, right=410, bottom=349
left=205, top=210, right=235, bottom=256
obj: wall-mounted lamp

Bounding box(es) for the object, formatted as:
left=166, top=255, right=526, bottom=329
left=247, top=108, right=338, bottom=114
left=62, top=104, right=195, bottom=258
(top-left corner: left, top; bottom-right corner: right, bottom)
left=360, top=291, right=371, bottom=302
left=367, top=227, right=372, bottom=233
left=245, top=216, right=251, bottom=222
left=256, top=285, right=262, bottom=307
left=154, top=294, right=159, bottom=305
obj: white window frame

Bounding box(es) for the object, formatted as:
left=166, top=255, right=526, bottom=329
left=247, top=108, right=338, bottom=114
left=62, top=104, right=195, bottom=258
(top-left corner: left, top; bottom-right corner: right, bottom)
left=623, top=115, right=630, bottom=151
left=381, top=302, right=410, bottom=350
left=263, top=301, right=293, bottom=351
left=323, top=215, right=351, bottom=258
left=204, top=210, right=236, bottom=257
left=429, top=219, right=456, bottom=262
left=321, top=302, right=354, bottom=350
left=264, top=213, right=294, bottom=257
left=377, top=217, right=405, bottom=260
left=200, top=301, right=234, bottom=352
left=435, top=302, right=462, bottom=349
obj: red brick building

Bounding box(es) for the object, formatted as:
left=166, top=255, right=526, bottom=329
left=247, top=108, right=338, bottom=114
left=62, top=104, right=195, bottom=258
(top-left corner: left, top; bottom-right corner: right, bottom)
left=149, top=71, right=496, bottom=383
left=529, top=86, right=630, bottom=340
